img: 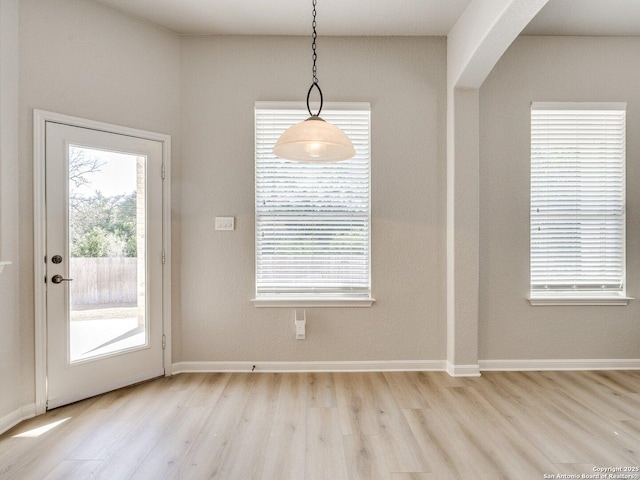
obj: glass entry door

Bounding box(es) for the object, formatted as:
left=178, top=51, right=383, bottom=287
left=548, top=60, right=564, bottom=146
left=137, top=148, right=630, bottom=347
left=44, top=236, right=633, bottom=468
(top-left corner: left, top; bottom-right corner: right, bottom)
left=67, top=146, right=147, bottom=362
left=45, top=122, right=164, bottom=409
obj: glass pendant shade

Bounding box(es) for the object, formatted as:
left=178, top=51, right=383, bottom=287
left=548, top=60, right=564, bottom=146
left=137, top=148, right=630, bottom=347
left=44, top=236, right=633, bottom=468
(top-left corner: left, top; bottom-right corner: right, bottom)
left=273, top=116, right=356, bottom=162
left=272, top=0, right=355, bottom=163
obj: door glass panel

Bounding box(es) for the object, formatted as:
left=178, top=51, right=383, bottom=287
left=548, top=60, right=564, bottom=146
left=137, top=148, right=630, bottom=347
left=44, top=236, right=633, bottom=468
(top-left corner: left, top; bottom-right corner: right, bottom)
left=68, top=145, right=147, bottom=363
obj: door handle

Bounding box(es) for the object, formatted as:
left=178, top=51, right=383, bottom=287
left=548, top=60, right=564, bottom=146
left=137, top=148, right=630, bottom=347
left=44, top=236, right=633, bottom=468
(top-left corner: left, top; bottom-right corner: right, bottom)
left=51, top=274, right=73, bottom=284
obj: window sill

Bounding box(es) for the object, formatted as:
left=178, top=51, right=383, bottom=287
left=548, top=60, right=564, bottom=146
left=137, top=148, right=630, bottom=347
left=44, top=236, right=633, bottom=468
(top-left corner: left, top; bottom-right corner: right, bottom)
left=0, top=261, right=11, bottom=274
left=252, top=296, right=375, bottom=308
left=528, top=295, right=632, bottom=306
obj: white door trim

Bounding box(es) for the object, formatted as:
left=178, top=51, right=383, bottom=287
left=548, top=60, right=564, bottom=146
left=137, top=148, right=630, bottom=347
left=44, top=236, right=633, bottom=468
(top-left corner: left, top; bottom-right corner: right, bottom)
left=33, top=109, right=172, bottom=415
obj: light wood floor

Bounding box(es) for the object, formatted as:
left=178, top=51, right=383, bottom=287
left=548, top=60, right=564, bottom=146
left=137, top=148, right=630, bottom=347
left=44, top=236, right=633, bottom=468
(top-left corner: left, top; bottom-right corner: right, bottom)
left=1, top=370, right=639, bottom=479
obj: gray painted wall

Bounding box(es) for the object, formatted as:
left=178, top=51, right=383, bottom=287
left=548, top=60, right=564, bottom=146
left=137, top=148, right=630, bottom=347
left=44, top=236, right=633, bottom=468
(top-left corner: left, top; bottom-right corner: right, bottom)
left=0, top=0, right=21, bottom=422
left=180, top=35, right=446, bottom=363
left=479, top=36, right=640, bottom=360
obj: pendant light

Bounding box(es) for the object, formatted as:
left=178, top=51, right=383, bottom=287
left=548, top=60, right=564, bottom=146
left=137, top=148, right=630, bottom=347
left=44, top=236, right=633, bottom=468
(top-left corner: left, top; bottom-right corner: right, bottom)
left=273, top=0, right=356, bottom=162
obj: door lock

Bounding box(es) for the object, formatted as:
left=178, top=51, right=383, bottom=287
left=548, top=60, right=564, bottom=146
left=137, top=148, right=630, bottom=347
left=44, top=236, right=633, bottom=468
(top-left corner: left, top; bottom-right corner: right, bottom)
left=51, top=255, right=63, bottom=264
left=51, top=274, right=73, bottom=284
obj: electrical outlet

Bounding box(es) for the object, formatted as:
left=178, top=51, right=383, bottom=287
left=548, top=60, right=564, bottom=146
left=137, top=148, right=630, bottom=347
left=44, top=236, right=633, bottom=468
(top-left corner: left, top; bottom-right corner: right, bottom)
left=295, top=310, right=306, bottom=340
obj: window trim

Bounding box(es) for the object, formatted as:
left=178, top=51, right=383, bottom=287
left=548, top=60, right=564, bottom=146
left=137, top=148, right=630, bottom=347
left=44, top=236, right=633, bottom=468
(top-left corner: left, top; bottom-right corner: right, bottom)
left=528, top=295, right=632, bottom=306
left=253, top=101, right=374, bottom=307
left=251, top=297, right=375, bottom=308
left=529, top=102, right=631, bottom=305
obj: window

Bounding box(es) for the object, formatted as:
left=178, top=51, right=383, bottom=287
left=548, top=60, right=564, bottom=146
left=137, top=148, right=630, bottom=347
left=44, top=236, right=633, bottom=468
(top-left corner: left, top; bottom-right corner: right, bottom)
left=530, top=102, right=629, bottom=305
left=254, top=102, right=372, bottom=307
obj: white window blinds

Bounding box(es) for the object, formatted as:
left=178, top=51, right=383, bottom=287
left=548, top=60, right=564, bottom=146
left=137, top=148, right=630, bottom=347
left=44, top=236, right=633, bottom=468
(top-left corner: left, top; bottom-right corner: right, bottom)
left=255, top=103, right=371, bottom=300
left=530, top=103, right=626, bottom=297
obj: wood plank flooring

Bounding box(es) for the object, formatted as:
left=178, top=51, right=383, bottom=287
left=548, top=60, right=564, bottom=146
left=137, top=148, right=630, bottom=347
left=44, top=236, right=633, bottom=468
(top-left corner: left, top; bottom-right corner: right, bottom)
left=1, top=370, right=639, bottom=479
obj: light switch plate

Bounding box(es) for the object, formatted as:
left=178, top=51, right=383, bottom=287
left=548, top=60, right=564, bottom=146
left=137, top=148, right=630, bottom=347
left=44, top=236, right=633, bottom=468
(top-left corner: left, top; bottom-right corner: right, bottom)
left=215, top=216, right=235, bottom=231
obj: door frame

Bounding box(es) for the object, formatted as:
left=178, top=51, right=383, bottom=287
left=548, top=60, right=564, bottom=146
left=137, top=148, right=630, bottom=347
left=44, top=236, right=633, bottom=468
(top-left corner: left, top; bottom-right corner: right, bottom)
left=33, top=109, right=172, bottom=415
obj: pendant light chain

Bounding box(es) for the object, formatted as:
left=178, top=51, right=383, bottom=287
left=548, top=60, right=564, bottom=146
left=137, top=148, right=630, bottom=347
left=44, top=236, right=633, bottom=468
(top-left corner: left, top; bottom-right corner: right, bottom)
left=306, top=0, right=324, bottom=117
left=272, top=0, right=356, bottom=161
left=312, top=0, right=318, bottom=85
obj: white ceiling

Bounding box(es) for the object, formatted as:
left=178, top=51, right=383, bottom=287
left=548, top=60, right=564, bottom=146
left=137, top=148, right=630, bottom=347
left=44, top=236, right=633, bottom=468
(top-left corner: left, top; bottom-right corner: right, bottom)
left=93, top=0, right=640, bottom=37
left=91, top=0, right=468, bottom=36
left=523, top=0, right=640, bottom=36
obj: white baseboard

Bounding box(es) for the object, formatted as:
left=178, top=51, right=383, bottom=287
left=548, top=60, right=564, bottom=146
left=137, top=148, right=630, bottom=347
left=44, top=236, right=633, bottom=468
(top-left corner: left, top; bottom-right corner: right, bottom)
left=0, top=403, right=36, bottom=436
left=172, top=360, right=446, bottom=374
left=446, top=362, right=481, bottom=377
left=171, top=358, right=640, bottom=376
left=479, top=359, right=640, bottom=371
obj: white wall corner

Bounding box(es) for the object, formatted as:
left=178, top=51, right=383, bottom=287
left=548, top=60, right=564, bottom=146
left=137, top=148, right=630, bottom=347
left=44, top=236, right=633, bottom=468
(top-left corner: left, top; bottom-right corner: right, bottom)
left=0, top=0, right=19, bottom=261
left=0, top=0, right=24, bottom=432
left=446, top=88, right=480, bottom=372
left=0, top=403, right=36, bottom=436
left=447, top=0, right=549, bottom=89
left=446, top=361, right=481, bottom=377
left=445, top=0, right=548, bottom=378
